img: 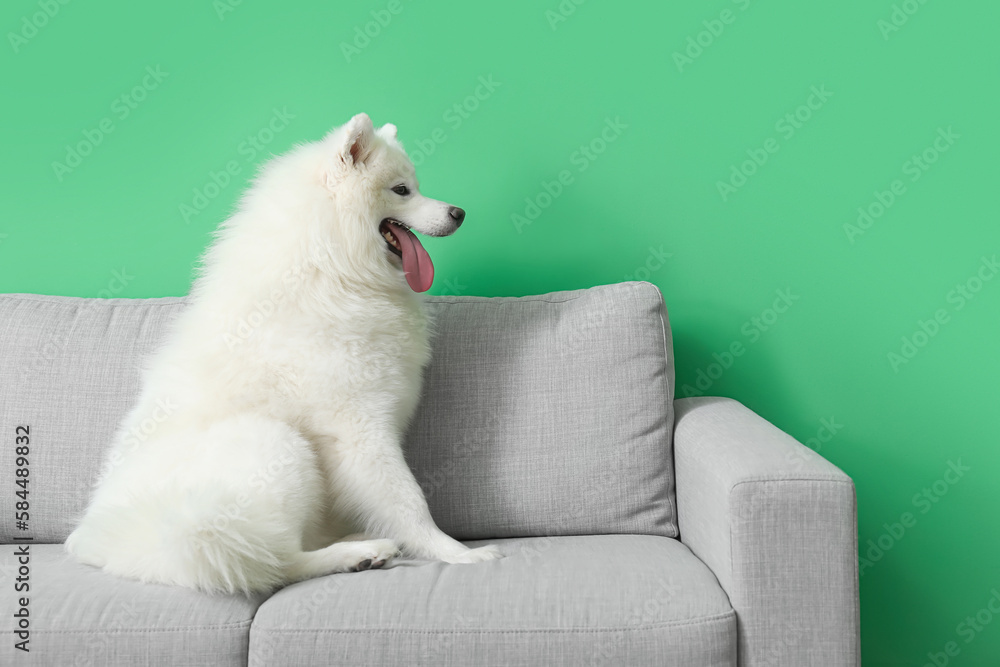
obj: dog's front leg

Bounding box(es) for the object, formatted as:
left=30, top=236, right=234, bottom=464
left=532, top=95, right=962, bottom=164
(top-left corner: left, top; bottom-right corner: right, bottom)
left=318, top=429, right=501, bottom=563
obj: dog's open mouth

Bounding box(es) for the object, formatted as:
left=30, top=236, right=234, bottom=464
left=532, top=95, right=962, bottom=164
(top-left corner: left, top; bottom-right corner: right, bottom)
left=379, top=218, right=434, bottom=293
left=380, top=220, right=404, bottom=257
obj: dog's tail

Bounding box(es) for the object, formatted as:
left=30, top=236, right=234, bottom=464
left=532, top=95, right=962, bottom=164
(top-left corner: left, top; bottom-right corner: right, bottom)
left=68, top=486, right=294, bottom=595
left=94, top=493, right=384, bottom=592
left=66, top=414, right=337, bottom=595
left=180, top=491, right=293, bottom=594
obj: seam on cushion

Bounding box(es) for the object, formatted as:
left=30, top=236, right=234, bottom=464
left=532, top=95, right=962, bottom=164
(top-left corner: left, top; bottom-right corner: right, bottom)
left=851, top=485, right=860, bottom=660
left=3, top=283, right=657, bottom=307
left=428, top=297, right=583, bottom=305
left=727, top=477, right=855, bottom=567
left=0, top=295, right=187, bottom=306
left=427, top=281, right=654, bottom=306
left=427, top=290, right=585, bottom=305
left=653, top=284, right=678, bottom=539
left=252, top=610, right=735, bottom=635
left=20, top=620, right=253, bottom=634
left=728, top=477, right=854, bottom=496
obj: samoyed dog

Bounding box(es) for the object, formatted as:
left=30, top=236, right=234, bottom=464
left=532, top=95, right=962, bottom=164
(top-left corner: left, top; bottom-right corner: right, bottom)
left=65, top=113, right=501, bottom=594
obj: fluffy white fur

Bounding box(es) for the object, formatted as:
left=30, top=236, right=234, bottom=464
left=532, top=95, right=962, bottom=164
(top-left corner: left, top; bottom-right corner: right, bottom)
left=65, top=113, right=501, bottom=595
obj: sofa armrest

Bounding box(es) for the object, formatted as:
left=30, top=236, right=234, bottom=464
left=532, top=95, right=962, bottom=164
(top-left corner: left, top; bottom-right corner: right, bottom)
left=674, top=397, right=860, bottom=667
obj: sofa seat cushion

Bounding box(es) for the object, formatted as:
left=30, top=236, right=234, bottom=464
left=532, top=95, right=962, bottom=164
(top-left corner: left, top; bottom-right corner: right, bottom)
left=1, top=544, right=265, bottom=666
left=249, top=535, right=735, bottom=667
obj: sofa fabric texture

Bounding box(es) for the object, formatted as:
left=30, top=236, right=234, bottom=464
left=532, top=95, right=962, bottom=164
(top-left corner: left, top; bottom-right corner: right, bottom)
left=0, top=294, right=187, bottom=543
left=674, top=397, right=861, bottom=667
left=249, top=535, right=735, bottom=667
left=0, top=283, right=859, bottom=666
left=1, top=544, right=265, bottom=667
left=406, top=283, right=677, bottom=539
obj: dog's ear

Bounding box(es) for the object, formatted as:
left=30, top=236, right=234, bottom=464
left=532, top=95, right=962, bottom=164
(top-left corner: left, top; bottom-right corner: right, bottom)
left=378, top=123, right=398, bottom=140
left=324, top=113, right=377, bottom=188
left=339, top=113, right=376, bottom=168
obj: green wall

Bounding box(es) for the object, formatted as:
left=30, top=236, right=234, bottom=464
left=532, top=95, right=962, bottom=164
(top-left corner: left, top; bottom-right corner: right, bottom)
left=2, top=1, right=997, bottom=663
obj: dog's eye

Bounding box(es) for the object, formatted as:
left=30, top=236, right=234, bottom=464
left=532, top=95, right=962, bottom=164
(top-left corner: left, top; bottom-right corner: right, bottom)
left=392, top=184, right=410, bottom=196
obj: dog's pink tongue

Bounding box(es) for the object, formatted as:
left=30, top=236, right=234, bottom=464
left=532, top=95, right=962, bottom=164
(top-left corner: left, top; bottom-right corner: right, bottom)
left=391, top=222, right=434, bottom=292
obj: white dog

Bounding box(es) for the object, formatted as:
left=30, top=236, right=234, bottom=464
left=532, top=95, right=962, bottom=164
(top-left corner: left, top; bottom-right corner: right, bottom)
left=65, top=113, right=501, bottom=594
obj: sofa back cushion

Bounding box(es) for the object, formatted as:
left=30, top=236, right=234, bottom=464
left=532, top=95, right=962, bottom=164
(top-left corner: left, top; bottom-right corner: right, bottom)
left=0, top=282, right=677, bottom=543
left=0, top=295, right=188, bottom=543
left=408, top=283, right=677, bottom=539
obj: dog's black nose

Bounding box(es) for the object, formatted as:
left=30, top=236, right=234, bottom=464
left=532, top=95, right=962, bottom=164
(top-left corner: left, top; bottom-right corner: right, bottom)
left=449, top=207, right=466, bottom=226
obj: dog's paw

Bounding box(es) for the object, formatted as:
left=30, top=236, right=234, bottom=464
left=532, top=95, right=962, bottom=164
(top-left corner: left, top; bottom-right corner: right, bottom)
left=349, top=539, right=401, bottom=571
left=443, top=544, right=504, bottom=564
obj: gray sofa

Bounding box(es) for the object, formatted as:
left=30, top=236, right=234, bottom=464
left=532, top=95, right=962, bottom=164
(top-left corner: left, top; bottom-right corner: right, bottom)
left=0, top=282, right=859, bottom=666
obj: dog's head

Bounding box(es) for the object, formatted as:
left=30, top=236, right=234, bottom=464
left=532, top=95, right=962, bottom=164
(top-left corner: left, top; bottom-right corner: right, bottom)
left=320, top=113, right=464, bottom=292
